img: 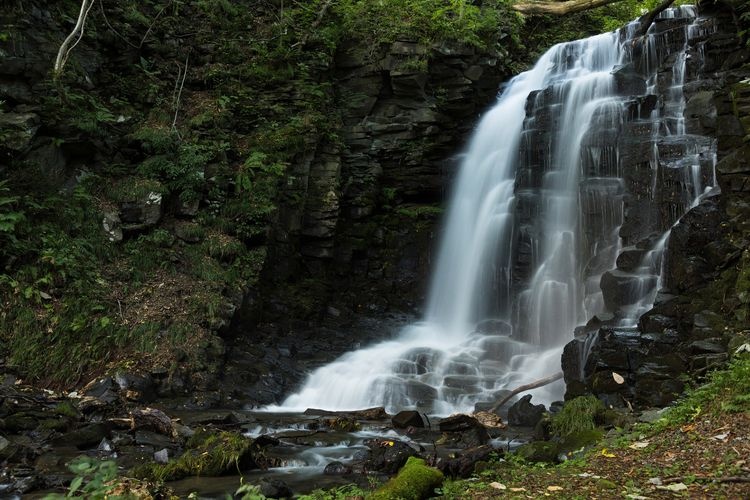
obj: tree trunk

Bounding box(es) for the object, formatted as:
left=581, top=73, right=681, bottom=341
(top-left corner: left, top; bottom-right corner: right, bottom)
left=513, top=0, right=623, bottom=15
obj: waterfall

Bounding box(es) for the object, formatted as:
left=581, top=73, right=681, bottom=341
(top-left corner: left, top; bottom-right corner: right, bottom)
left=268, top=7, right=717, bottom=414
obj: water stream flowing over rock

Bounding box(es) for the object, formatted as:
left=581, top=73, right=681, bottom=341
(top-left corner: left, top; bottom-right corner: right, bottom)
left=268, top=7, right=718, bottom=415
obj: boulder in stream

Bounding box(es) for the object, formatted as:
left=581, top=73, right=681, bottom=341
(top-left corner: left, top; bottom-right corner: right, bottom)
left=392, top=410, right=426, bottom=429
left=507, top=394, right=546, bottom=427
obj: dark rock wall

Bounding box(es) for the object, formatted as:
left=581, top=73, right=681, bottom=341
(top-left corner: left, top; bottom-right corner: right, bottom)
left=260, top=41, right=508, bottom=322
left=563, top=2, right=750, bottom=408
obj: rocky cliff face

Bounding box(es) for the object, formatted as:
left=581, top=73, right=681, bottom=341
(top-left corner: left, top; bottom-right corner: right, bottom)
left=562, top=2, right=750, bottom=408
left=260, top=40, right=509, bottom=323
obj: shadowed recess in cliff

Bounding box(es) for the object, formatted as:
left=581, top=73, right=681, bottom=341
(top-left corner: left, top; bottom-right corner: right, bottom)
left=265, top=6, right=718, bottom=415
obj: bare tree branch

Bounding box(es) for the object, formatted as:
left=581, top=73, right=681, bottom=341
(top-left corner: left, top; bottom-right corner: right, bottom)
left=488, top=371, right=563, bottom=413
left=54, top=0, right=97, bottom=78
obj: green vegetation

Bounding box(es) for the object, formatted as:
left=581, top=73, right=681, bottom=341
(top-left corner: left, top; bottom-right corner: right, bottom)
left=432, top=353, right=750, bottom=498
left=298, top=484, right=372, bottom=500
left=132, top=431, right=258, bottom=481
left=370, top=456, right=444, bottom=500
left=43, top=457, right=123, bottom=500
left=551, top=395, right=605, bottom=437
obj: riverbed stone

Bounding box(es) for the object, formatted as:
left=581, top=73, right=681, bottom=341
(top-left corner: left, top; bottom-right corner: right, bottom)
left=53, top=423, right=111, bottom=449
left=359, top=438, right=419, bottom=474
left=258, top=478, right=293, bottom=499
left=323, top=461, right=352, bottom=475
left=507, top=395, right=546, bottom=427
left=392, top=410, right=426, bottom=429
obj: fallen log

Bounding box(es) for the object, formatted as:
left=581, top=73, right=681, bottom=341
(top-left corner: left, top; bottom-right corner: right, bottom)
left=488, top=371, right=564, bottom=414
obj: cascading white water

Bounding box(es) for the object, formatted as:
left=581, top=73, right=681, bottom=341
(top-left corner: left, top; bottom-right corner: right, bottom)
left=268, top=8, right=718, bottom=415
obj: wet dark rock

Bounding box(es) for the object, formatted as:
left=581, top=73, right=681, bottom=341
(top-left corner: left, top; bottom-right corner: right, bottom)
left=392, top=410, right=426, bottom=429
left=10, top=474, right=39, bottom=494
left=403, top=380, right=438, bottom=404
left=437, top=444, right=497, bottom=478
left=81, top=376, right=119, bottom=403
left=438, top=414, right=481, bottom=433
left=134, top=430, right=175, bottom=449
left=438, top=414, right=490, bottom=448
left=258, top=478, right=293, bottom=499
left=600, top=269, right=657, bottom=313
left=507, top=395, right=546, bottom=427
left=53, top=423, right=111, bottom=449
left=323, top=461, right=352, bottom=475
left=615, top=246, right=646, bottom=272
left=129, top=407, right=174, bottom=436
left=638, top=312, right=679, bottom=334
left=359, top=438, right=419, bottom=474
left=665, top=198, right=727, bottom=293
left=114, top=372, right=156, bottom=402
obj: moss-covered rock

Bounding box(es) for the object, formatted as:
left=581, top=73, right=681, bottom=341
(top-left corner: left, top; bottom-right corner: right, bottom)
left=370, top=456, right=444, bottom=500
left=131, top=431, right=261, bottom=481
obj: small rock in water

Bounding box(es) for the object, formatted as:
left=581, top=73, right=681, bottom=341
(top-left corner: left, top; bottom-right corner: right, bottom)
left=97, top=438, right=114, bottom=453
left=153, top=448, right=169, bottom=464
left=323, top=461, right=352, bottom=475
left=392, top=410, right=426, bottom=429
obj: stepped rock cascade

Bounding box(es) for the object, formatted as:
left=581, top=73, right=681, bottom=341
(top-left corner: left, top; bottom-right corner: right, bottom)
left=270, top=7, right=718, bottom=414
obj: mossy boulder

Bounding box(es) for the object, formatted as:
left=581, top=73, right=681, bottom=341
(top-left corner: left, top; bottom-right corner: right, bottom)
left=370, top=456, right=444, bottom=500
left=131, top=431, right=262, bottom=481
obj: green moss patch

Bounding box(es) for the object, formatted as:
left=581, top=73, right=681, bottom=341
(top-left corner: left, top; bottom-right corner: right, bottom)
left=132, top=431, right=259, bottom=481
left=370, top=456, right=444, bottom=500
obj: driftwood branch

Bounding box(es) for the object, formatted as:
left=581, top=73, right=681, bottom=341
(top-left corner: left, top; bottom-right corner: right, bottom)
left=513, top=0, right=622, bottom=16
left=489, top=371, right=563, bottom=413
left=54, top=0, right=97, bottom=77
left=636, top=0, right=677, bottom=36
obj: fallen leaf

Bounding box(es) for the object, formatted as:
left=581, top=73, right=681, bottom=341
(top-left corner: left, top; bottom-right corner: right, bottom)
left=680, top=423, right=696, bottom=433
left=510, top=487, right=526, bottom=492
left=612, top=372, right=625, bottom=384
left=489, top=482, right=506, bottom=490
left=712, top=432, right=729, bottom=441
left=657, top=483, right=688, bottom=492
left=577, top=472, right=601, bottom=479
left=629, top=441, right=650, bottom=449
left=648, top=477, right=663, bottom=485
left=600, top=448, right=616, bottom=458
left=547, top=485, right=563, bottom=491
